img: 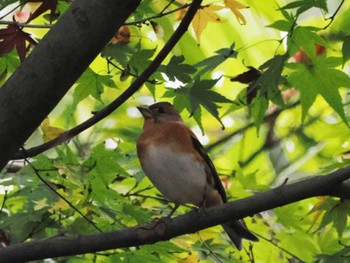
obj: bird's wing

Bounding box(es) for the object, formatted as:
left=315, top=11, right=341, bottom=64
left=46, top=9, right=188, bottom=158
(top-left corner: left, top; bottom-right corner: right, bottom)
left=190, top=133, right=227, bottom=203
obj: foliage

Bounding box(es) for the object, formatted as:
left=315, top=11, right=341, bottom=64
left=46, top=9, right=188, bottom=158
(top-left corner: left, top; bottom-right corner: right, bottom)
left=1, top=0, right=350, bottom=262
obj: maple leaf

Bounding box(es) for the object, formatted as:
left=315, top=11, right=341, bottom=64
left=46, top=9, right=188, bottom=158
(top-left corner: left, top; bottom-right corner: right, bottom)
left=195, top=42, right=237, bottom=75
left=187, top=78, right=232, bottom=128
left=224, top=0, right=248, bottom=25
left=192, top=4, right=223, bottom=41
left=158, top=55, right=196, bottom=83
left=287, top=56, right=350, bottom=124
left=73, top=67, right=117, bottom=106
left=0, top=24, right=37, bottom=62
left=27, top=0, right=58, bottom=22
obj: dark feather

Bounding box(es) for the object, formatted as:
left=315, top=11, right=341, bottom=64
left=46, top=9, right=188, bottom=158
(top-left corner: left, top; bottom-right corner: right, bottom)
left=190, top=134, right=227, bottom=203
left=190, top=134, right=258, bottom=250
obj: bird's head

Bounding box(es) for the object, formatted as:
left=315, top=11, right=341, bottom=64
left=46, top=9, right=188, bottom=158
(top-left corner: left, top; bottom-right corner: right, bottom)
left=137, top=102, right=183, bottom=123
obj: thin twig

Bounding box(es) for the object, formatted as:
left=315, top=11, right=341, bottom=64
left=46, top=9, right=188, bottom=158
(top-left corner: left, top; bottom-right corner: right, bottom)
left=323, top=0, right=345, bottom=29
left=0, top=20, right=52, bottom=28
left=0, top=3, right=190, bottom=29
left=106, top=58, right=161, bottom=85
left=12, top=0, right=203, bottom=160
left=23, top=154, right=103, bottom=233
left=205, top=102, right=300, bottom=153
left=125, top=3, right=190, bottom=26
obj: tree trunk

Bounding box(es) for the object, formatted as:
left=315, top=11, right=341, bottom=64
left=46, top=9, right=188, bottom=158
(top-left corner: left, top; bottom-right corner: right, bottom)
left=0, top=0, right=140, bottom=170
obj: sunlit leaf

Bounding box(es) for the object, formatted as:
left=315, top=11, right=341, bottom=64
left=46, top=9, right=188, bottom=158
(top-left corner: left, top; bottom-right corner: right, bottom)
left=287, top=26, right=327, bottom=59
left=280, top=0, right=328, bottom=15
left=195, top=42, right=237, bottom=76
left=192, top=4, right=223, bottom=41
left=224, top=0, right=248, bottom=24
left=40, top=117, right=65, bottom=142
left=73, top=67, right=116, bottom=106
left=251, top=93, right=268, bottom=129
left=287, top=56, right=350, bottom=124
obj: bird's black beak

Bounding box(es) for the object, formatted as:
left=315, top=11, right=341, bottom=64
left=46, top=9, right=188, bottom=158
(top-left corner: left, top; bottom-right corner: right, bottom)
left=137, top=106, right=153, bottom=119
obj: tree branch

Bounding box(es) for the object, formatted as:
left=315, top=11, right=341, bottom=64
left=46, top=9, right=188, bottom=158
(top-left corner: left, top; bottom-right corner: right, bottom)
left=11, top=0, right=203, bottom=160
left=1, top=165, right=349, bottom=262
left=0, top=0, right=140, bottom=170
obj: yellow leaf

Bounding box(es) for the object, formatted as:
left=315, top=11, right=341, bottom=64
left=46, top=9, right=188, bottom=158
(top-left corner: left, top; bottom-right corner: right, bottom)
left=224, top=0, right=248, bottom=25
left=33, top=198, right=49, bottom=210
left=186, top=253, right=199, bottom=263
left=192, top=5, right=223, bottom=41
left=41, top=117, right=65, bottom=142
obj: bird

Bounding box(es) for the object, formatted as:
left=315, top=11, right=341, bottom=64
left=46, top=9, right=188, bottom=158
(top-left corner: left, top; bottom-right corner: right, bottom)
left=136, top=101, right=258, bottom=250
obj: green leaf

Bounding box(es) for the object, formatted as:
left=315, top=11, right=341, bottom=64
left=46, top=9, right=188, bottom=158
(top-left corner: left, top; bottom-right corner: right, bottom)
left=240, top=54, right=287, bottom=129
left=342, top=36, right=350, bottom=65
left=195, top=42, right=237, bottom=76
left=287, top=56, right=350, bottom=124
left=73, top=68, right=116, bottom=106
left=192, top=106, right=204, bottom=134
left=281, top=0, right=328, bottom=15
left=317, top=246, right=350, bottom=263
left=288, top=26, right=327, bottom=59
left=128, top=42, right=156, bottom=73
left=158, top=55, right=196, bottom=83
left=188, top=78, right=232, bottom=128
left=258, top=54, right=288, bottom=106
left=267, top=19, right=294, bottom=32
left=102, top=42, right=134, bottom=68
left=88, top=143, right=131, bottom=182
left=0, top=50, right=20, bottom=75
left=145, top=81, right=156, bottom=98
left=318, top=200, right=350, bottom=237
left=251, top=93, right=269, bottom=129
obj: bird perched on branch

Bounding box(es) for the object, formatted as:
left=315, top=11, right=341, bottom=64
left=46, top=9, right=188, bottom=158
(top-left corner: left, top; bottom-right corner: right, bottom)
left=136, top=101, right=258, bottom=250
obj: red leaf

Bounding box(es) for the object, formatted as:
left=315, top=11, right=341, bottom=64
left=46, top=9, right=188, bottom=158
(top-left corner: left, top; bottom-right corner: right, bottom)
left=0, top=24, right=37, bottom=62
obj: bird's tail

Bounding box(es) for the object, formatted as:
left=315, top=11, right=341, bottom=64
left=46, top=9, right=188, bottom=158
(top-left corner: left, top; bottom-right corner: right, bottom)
left=222, top=220, right=258, bottom=250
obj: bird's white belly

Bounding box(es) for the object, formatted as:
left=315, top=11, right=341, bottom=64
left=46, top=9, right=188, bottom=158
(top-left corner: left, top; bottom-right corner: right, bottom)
left=141, top=145, right=207, bottom=206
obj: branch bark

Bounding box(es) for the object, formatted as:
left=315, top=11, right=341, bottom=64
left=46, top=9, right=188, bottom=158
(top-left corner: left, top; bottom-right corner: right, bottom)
left=1, top=166, right=349, bottom=262
left=11, top=0, right=203, bottom=161
left=0, top=0, right=140, bottom=170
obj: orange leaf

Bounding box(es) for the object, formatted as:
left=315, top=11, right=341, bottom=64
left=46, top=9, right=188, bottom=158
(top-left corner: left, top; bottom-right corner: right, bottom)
left=192, top=5, right=223, bottom=41
left=224, top=0, right=248, bottom=25
left=110, top=26, right=131, bottom=44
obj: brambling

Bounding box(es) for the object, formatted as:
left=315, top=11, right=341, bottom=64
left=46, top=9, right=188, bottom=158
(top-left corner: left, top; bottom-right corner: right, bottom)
left=137, top=101, right=258, bottom=250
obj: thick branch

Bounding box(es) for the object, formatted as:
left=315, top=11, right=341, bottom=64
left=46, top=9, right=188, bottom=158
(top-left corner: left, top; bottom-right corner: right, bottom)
left=11, top=0, right=203, bottom=160
left=1, top=165, right=349, bottom=262
left=0, top=0, right=140, bottom=170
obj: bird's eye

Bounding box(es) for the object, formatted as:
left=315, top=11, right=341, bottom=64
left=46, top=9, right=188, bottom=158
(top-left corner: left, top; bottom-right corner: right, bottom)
left=157, top=107, right=165, bottom=113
